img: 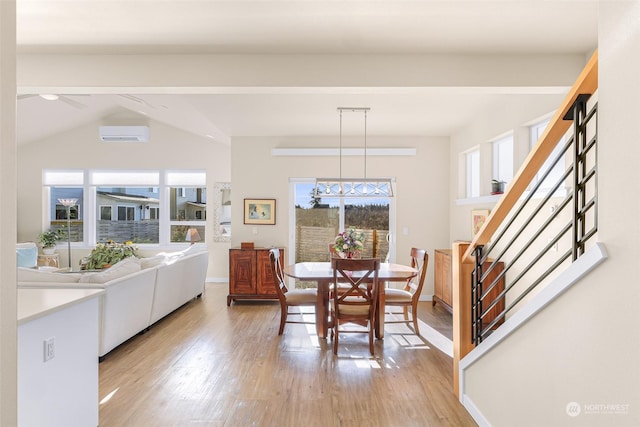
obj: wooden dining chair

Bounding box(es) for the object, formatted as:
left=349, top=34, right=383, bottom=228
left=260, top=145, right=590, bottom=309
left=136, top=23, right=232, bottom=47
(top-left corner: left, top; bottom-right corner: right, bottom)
left=330, top=257, right=380, bottom=355
left=268, top=248, right=318, bottom=335
left=384, top=248, right=429, bottom=335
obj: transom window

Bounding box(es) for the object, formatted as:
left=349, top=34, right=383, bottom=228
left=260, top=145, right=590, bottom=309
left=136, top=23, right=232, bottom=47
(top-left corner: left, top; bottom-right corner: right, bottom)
left=492, top=134, right=514, bottom=184
left=466, top=149, right=480, bottom=198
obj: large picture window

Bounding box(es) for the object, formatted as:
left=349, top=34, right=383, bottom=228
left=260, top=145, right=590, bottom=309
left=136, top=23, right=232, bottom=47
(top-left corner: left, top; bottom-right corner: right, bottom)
left=44, top=170, right=206, bottom=246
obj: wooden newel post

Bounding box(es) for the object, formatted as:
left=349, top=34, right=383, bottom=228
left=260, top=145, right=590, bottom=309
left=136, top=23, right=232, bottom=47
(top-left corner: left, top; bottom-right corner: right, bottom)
left=452, top=241, right=475, bottom=398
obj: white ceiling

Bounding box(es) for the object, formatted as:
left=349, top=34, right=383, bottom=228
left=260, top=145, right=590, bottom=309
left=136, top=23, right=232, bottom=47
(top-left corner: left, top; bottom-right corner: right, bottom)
left=15, top=1, right=599, bottom=144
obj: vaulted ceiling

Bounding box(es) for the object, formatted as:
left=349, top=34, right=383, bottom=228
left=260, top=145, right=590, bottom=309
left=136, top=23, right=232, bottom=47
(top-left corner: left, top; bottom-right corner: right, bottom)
left=16, top=1, right=599, bottom=144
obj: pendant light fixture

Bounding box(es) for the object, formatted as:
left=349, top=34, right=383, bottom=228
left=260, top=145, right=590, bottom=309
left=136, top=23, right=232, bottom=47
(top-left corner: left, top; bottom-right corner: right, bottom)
left=314, top=107, right=393, bottom=198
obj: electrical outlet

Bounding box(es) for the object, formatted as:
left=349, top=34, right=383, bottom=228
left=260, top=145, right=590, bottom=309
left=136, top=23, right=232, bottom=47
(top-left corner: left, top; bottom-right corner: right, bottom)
left=44, top=337, right=55, bottom=362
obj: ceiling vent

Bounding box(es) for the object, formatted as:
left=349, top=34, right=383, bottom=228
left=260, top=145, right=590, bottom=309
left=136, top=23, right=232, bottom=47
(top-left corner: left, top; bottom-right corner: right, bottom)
left=99, top=126, right=150, bottom=142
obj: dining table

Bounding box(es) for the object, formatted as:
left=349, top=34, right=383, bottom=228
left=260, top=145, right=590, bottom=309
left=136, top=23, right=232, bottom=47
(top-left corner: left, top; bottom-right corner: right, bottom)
left=283, top=261, right=418, bottom=339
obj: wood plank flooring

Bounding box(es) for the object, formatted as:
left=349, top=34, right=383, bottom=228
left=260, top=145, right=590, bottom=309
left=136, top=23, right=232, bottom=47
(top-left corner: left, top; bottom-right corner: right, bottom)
left=98, top=283, right=475, bottom=426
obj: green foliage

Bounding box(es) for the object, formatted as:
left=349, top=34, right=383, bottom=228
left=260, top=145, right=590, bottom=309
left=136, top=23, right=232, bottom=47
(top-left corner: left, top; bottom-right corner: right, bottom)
left=82, top=240, right=138, bottom=270
left=38, top=228, right=65, bottom=248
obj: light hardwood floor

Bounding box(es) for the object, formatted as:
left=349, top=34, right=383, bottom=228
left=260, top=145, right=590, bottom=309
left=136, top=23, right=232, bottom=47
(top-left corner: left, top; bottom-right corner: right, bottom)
left=98, top=283, right=476, bottom=426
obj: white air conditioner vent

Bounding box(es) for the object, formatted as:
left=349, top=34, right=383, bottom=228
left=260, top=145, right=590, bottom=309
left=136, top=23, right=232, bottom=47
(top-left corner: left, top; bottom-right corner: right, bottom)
left=99, top=126, right=150, bottom=142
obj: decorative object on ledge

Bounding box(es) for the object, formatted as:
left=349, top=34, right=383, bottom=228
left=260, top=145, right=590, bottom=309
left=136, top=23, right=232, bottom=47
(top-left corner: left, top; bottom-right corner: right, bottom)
left=314, top=107, right=394, bottom=198
left=244, top=198, right=276, bottom=225
left=185, top=228, right=201, bottom=245
left=333, top=227, right=365, bottom=259
left=471, top=209, right=490, bottom=236
left=491, top=179, right=505, bottom=195
left=58, top=198, right=78, bottom=268
left=241, top=242, right=255, bottom=249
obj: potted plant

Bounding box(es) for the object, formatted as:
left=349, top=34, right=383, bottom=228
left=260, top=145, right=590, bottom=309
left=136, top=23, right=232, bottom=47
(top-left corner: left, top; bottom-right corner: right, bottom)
left=491, top=179, right=505, bottom=194
left=81, top=240, right=138, bottom=270
left=38, top=229, right=64, bottom=254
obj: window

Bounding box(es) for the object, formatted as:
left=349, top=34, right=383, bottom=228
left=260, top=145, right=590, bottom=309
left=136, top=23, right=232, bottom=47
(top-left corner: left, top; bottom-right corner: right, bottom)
left=43, top=170, right=206, bottom=246
left=530, top=119, right=565, bottom=192
left=99, top=206, right=112, bottom=220
left=96, top=176, right=160, bottom=243
left=167, top=172, right=207, bottom=243
left=149, top=207, right=159, bottom=220
left=492, top=134, right=513, bottom=184
left=48, top=186, right=84, bottom=243
left=292, top=181, right=392, bottom=265
left=466, top=149, right=480, bottom=198
left=117, top=206, right=135, bottom=221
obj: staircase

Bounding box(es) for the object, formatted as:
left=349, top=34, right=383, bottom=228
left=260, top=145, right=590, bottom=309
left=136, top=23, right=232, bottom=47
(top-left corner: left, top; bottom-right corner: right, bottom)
left=451, top=50, right=604, bottom=419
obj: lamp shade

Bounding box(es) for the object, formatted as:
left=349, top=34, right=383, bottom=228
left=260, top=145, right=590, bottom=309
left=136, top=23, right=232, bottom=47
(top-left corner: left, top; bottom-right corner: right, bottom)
left=185, top=228, right=201, bottom=244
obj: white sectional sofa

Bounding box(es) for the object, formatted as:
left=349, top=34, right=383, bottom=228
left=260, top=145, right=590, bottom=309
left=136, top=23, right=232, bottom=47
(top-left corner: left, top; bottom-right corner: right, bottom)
left=18, top=246, right=208, bottom=360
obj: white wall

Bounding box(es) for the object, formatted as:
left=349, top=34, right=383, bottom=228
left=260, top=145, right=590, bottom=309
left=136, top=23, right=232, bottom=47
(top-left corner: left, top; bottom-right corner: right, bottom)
left=462, top=2, right=640, bottom=426
left=17, top=119, right=231, bottom=279
left=230, top=135, right=450, bottom=298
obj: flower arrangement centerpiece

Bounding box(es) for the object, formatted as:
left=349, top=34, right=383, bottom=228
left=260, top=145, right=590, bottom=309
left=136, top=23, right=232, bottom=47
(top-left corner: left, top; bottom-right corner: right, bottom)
left=81, top=240, right=138, bottom=270
left=333, top=227, right=365, bottom=259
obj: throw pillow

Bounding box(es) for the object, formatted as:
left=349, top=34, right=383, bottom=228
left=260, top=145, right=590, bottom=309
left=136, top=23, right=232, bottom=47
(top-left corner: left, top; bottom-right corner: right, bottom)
left=79, top=256, right=141, bottom=284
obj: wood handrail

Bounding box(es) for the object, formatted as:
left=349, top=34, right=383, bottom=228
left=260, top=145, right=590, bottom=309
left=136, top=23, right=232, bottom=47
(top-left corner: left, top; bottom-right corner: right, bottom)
left=462, top=50, right=598, bottom=264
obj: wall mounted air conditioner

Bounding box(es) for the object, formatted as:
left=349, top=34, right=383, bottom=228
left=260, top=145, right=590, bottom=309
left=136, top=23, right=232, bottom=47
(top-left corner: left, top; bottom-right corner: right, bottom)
left=99, top=126, right=150, bottom=142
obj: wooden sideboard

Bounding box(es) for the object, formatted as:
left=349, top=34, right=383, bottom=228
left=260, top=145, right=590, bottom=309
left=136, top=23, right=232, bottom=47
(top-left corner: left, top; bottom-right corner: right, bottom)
left=433, top=249, right=453, bottom=313
left=433, top=248, right=505, bottom=329
left=227, top=247, right=283, bottom=306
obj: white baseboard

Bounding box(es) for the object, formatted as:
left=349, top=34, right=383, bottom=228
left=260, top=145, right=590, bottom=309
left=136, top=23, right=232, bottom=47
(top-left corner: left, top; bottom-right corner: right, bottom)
left=206, top=277, right=228, bottom=283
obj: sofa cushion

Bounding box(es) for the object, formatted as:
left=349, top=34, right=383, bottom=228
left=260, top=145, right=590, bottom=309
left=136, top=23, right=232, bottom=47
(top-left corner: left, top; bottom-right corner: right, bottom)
left=17, top=267, right=81, bottom=283
left=79, top=256, right=141, bottom=283
left=16, top=243, right=38, bottom=268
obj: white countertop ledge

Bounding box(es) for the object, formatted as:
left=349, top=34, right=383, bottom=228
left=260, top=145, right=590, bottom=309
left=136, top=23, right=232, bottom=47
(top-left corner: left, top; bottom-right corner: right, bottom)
left=18, top=288, right=104, bottom=325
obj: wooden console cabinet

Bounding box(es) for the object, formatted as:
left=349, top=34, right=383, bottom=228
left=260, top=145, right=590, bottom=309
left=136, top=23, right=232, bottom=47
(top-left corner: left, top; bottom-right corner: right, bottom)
left=227, top=247, right=283, bottom=306
left=433, top=248, right=505, bottom=329
left=433, top=249, right=453, bottom=313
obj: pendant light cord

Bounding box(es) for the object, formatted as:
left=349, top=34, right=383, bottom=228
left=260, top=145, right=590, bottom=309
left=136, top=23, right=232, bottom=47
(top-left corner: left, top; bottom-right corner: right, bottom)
left=364, top=109, right=367, bottom=181
left=339, top=109, right=343, bottom=181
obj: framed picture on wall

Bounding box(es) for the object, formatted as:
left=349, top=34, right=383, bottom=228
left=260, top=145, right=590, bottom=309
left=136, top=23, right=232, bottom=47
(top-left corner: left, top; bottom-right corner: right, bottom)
left=471, top=209, right=490, bottom=235
left=244, top=198, right=276, bottom=225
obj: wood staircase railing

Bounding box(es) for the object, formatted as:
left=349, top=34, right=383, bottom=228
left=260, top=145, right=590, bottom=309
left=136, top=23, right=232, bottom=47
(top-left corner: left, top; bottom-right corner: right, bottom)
left=452, top=50, right=598, bottom=397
